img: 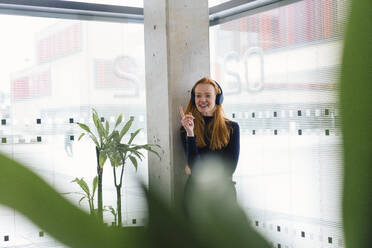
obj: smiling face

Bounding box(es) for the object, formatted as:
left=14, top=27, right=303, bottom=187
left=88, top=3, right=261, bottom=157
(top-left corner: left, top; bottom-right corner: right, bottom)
left=194, top=83, right=217, bottom=116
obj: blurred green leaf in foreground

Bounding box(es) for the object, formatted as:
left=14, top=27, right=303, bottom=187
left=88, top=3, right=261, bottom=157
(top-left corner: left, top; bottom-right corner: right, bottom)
left=340, top=0, right=372, bottom=247
left=0, top=153, right=270, bottom=248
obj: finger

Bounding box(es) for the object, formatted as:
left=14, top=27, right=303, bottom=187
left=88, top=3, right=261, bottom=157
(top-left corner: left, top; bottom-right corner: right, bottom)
left=185, top=114, right=194, bottom=119
left=184, top=117, right=194, bottom=124
left=181, top=120, right=188, bottom=127
left=179, top=106, right=185, bottom=118
left=181, top=119, right=190, bottom=127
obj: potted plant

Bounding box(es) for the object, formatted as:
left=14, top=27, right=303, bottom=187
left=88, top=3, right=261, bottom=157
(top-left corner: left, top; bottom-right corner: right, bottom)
left=76, top=109, right=111, bottom=222
left=68, top=176, right=98, bottom=216
left=77, top=109, right=160, bottom=226
left=104, top=115, right=160, bottom=227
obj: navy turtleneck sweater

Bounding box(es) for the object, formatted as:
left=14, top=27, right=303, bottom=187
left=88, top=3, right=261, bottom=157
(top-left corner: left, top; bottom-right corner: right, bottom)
left=180, top=116, right=240, bottom=176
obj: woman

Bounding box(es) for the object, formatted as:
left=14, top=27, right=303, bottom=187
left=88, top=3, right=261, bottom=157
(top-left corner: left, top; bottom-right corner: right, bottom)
left=179, top=77, right=240, bottom=201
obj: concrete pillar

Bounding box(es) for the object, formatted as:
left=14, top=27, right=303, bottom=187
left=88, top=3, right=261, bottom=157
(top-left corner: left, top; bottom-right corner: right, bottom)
left=144, top=0, right=210, bottom=206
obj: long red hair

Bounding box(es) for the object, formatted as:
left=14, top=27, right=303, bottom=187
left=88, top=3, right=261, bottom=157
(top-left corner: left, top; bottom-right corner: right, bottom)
left=184, top=77, right=230, bottom=150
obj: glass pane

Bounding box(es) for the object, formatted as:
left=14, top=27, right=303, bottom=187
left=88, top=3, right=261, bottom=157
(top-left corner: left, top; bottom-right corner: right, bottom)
left=0, top=14, right=146, bottom=247
left=210, top=0, right=347, bottom=247
left=60, top=0, right=143, bottom=7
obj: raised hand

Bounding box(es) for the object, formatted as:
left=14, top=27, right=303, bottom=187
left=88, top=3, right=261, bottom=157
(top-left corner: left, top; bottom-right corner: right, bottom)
left=179, top=106, right=194, bottom=136
left=185, top=165, right=191, bottom=175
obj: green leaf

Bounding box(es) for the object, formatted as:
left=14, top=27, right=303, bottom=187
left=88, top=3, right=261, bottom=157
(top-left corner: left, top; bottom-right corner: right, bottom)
left=88, top=133, right=100, bottom=148
left=105, top=120, right=110, bottom=136
left=104, top=206, right=117, bottom=219
left=129, top=155, right=138, bottom=171
left=133, top=144, right=161, bottom=160
left=92, top=176, right=98, bottom=197
left=78, top=196, right=86, bottom=206
left=130, top=149, right=144, bottom=161
left=146, top=146, right=161, bottom=160
left=97, top=123, right=106, bottom=141
left=128, top=128, right=141, bottom=144
left=72, top=178, right=90, bottom=197
left=127, top=144, right=161, bottom=161
left=99, top=153, right=107, bottom=168
left=92, top=109, right=106, bottom=141
left=341, top=1, right=372, bottom=248
left=0, top=153, right=136, bottom=248
left=92, top=109, right=99, bottom=127
left=119, top=117, right=134, bottom=140
left=115, top=114, right=123, bottom=129
left=111, top=130, right=121, bottom=143
left=78, top=133, right=85, bottom=141
left=77, top=123, right=91, bottom=134
left=152, top=144, right=162, bottom=149
left=118, top=143, right=129, bottom=150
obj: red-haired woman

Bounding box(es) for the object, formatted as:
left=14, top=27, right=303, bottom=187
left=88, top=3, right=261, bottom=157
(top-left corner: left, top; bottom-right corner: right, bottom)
left=179, top=77, right=240, bottom=201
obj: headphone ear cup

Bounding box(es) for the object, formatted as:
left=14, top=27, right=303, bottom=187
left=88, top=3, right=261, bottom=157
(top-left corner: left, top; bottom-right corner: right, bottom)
left=191, top=91, right=195, bottom=105
left=214, top=81, right=224, bottom=105
left=215, top=93, right=224, bottom=105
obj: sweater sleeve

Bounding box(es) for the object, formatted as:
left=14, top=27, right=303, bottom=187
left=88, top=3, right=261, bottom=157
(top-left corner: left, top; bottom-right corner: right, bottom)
left=180, top=129, right=200, bottom=169
left=225, top=121, right=240, bottom=174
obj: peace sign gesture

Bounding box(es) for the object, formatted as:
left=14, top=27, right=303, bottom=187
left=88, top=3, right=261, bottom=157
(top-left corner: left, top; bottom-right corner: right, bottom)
left=179, top=106, right=194, bottom=137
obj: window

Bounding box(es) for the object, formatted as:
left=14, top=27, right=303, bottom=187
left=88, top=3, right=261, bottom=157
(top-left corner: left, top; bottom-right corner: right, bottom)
left=0, top=14, right=147, bottom=247
left=210, top=0, right=347, bottom=246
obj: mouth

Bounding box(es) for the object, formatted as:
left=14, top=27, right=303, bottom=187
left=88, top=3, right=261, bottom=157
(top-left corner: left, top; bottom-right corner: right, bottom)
left=198, top=104, right=209, bottom=109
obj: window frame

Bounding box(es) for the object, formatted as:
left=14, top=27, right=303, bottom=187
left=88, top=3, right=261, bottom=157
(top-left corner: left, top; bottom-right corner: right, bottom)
left=0, top=0, right=302, bottom=25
